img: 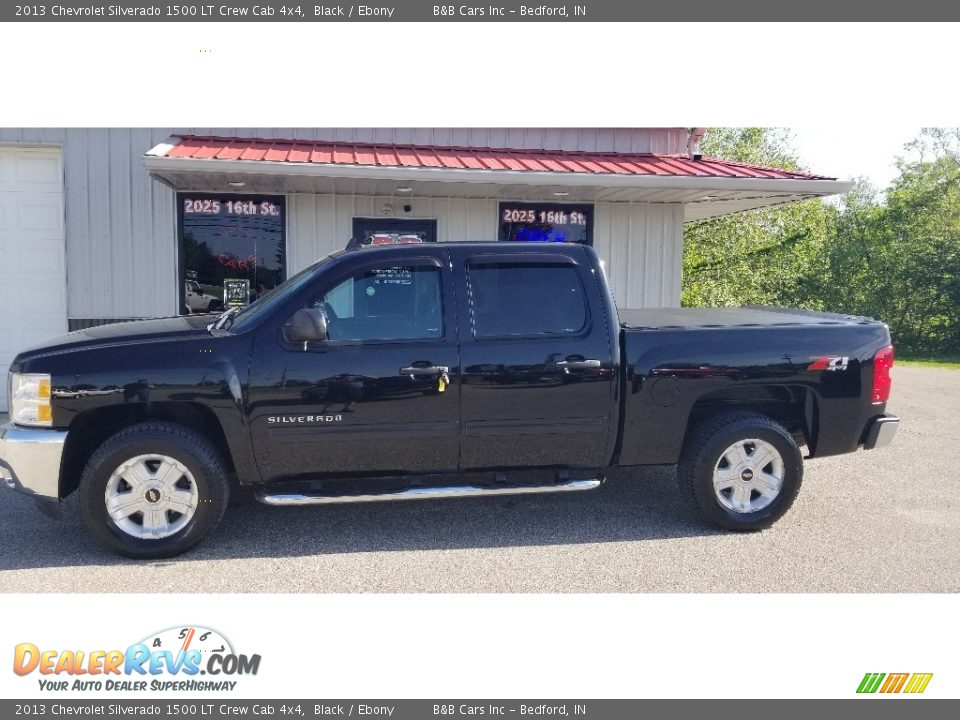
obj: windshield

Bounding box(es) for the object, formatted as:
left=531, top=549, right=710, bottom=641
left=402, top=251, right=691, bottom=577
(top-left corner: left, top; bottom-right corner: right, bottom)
left=224, top=252, right=342, bottom=333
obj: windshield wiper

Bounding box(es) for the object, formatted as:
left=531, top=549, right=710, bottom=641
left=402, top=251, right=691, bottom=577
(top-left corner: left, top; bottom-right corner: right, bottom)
left=207, top=307, right=240, bottom=332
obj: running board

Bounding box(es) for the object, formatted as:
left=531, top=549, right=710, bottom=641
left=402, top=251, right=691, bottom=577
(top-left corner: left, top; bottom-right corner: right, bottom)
left=255, top=478, right=603, bottom=506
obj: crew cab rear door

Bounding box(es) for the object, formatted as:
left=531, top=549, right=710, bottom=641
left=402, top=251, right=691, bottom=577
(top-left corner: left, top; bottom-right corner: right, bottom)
left=451, top=245, right=617, bottom=469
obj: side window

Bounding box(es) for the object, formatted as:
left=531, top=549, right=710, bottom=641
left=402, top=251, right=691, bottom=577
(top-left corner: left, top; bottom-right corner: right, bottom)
left=468, top=262, right=588, bottom=338
left=311, top=264, right=443, bottom=342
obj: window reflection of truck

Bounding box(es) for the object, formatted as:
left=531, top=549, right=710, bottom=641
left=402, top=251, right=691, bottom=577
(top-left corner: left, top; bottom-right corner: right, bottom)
left=184, top=281, right=223, bottom=314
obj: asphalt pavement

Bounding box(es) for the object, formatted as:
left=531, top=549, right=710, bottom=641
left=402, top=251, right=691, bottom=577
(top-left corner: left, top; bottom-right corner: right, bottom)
left=1, top=365, right=957, bottom=592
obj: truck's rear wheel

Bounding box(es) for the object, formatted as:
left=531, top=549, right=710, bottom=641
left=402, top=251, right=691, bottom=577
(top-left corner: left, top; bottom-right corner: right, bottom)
left=678, top=412, right=802, bottom=531
left=79, top=422, right=229, bottom=558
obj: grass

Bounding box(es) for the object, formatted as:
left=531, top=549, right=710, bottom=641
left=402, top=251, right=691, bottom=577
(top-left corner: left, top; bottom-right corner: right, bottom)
left=897, top=356, right=960, bottom=370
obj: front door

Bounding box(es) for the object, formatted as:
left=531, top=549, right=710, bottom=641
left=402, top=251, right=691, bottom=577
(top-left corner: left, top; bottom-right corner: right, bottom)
left=248, top=250, right=460, bottom=482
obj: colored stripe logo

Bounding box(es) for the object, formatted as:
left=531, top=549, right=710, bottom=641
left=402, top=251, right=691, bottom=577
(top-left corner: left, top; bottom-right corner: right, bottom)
left=857, top=672, right=933, bottom=694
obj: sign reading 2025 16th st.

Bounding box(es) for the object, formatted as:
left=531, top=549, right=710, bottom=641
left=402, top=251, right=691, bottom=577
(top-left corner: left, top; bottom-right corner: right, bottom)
left=498, top=201, right=593, bottom=245
left=12, top=626, right=261, bottom=693
left=184, top=198, right=281, bottom=217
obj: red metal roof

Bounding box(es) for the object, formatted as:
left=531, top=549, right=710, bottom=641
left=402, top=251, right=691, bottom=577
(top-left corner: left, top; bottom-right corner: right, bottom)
left=159, top=135, right=833, bottom=181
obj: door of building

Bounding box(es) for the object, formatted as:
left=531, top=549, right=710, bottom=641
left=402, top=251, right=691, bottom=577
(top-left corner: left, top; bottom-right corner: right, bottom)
left=0, top=147, right=67, bottom=412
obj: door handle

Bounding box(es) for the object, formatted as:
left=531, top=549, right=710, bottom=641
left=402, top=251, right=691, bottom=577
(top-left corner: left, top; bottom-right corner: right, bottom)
left=399, top=364, right=449, bottom=377
left=555, top=359, right=602, bottom=370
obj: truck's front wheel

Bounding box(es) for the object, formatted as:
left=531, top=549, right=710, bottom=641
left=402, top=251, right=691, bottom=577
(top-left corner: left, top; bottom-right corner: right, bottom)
left=678, top=412, right=802, bottom=531
left=79, top=422, right=229, bottom=558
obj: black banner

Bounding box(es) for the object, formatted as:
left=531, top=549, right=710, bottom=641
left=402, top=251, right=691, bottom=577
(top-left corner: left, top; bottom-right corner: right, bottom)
left=3, top=0, right=957, bottom=22
left=2, top=700, right=957, bottom=719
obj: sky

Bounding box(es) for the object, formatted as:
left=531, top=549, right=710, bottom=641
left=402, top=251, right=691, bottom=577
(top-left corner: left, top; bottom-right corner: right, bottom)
left=790, top=126, right=925, bottom=190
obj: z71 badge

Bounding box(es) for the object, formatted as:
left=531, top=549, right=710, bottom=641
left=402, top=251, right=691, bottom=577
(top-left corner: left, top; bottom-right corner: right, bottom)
left=807, top=356, right=850, bottom=372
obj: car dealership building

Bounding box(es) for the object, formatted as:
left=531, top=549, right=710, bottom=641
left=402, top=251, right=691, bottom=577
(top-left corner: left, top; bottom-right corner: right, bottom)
left=0, top=127, right=851, bottom=410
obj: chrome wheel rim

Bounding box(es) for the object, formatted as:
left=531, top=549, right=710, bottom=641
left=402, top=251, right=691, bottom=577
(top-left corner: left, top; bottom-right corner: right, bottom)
left=713, top=438, right=784, bottom=514
left=104, top=454, right=199, bottom=540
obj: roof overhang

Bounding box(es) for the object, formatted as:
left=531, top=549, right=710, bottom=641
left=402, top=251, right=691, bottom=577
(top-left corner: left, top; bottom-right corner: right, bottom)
left=144, top=140, right=852, bottom=222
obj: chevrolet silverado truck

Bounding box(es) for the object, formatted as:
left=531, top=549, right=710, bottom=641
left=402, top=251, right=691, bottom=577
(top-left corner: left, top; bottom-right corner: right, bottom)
left=0, top=242, right=899, bottom=558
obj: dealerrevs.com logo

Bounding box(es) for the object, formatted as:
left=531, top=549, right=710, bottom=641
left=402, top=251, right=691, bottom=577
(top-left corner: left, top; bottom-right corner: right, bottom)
left=13, top=626, right=261, bottom=693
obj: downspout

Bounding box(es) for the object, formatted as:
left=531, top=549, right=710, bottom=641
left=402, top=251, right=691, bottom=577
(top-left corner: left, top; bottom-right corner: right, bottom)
left=687, top=128, right=706, bottom=160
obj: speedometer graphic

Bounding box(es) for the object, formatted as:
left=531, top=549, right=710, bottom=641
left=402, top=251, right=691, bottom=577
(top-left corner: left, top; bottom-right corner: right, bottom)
left=139, top=626, right=234, bottom=657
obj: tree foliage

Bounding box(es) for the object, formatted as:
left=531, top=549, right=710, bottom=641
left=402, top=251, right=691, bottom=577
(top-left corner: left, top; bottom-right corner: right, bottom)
left=682, top=129, right=837, bottom=309
left=683, top=128, right=960, bottom=356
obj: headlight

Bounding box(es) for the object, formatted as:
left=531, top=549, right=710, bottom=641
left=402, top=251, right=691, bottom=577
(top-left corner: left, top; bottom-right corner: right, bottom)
left=9, top=373, right=53, bottom=427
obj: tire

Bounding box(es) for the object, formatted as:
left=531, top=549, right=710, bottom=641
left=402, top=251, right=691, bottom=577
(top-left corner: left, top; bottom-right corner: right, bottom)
left=79, top=422, right=230, bottom=558
left=207, top=300, right=222, bottom=313
left=678, top=412, right=802, bottom=531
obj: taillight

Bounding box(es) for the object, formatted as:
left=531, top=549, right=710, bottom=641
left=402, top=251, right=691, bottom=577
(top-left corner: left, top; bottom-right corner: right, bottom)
left=872, top=345, right=895, bottom=403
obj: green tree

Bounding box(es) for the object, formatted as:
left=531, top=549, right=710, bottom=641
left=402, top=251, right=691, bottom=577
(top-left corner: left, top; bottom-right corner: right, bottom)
left=684, top=128, right=960, bottom=356
left=880, top=148, right=960, bottom=351
left=813, top=179, right=882, bottom=313
left=682, top=128, right=837, bottom=309
left=817, top=129, right=960, bottom=354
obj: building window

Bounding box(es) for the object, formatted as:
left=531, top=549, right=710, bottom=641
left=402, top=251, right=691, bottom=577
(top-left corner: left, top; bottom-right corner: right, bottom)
left=498, top=202, right=593, bottom=246
left=349, top=218, right=438, bottom=249
left=178, top=193, right=285, bottom=314
left=467, top=262, right=588, bottom=338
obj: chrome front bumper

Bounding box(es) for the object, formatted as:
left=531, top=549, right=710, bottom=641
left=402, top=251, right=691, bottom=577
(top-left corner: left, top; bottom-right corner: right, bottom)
left=0, top=422, right=67, bottom=501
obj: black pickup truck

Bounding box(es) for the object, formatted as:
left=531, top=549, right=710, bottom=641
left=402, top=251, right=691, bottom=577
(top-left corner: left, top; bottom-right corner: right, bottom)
left=1, top=242, right=899, bottom=558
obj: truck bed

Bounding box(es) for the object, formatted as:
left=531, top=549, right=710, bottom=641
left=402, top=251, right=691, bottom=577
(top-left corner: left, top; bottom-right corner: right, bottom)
left=615, top=303, right=892, bottom=466
left=618, top=305, right=881, bottom=330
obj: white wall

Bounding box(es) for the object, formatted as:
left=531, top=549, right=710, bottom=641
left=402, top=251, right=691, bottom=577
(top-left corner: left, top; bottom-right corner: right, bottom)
left=0, top=128, right=687, bottom=320
left=0, top=128, right=179, bottom=319
left=594, top=202, right=685, bottom=308
left=289, top=194, right=684, bottom=310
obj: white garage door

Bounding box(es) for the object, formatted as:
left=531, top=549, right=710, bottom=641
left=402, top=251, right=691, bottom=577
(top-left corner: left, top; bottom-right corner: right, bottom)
left=0, top=147, right=67, bottom=412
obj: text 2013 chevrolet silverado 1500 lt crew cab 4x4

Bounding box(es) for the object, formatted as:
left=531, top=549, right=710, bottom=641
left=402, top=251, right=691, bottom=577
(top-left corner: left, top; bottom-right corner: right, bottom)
left=0, top=242, right=900, bottom=558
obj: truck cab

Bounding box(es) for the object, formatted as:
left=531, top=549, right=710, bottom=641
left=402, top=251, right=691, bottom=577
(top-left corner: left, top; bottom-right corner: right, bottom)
left=246, top=242, right=617, bottom=483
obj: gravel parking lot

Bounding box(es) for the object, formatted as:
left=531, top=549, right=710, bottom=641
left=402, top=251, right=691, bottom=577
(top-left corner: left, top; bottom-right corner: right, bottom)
left=1, top=366, right=957, bottom=593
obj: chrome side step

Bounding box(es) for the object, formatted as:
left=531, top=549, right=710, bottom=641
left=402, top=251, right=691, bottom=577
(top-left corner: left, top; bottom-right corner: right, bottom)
left=255, top=478, right=603, bottom=506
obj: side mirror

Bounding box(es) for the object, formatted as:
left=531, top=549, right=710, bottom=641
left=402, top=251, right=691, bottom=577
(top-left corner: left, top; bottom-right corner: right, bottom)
left=283, top=308, right=328, bottom=345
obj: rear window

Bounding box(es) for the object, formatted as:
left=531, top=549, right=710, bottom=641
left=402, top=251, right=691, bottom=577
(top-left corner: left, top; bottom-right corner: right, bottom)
left=468, top=262, right=588, bottom=338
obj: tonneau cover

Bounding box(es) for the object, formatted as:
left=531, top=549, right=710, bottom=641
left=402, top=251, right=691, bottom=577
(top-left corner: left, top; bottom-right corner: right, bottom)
left=619, top=305, right=879, bottom=330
